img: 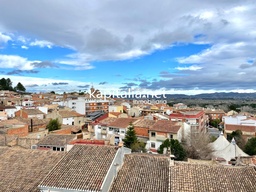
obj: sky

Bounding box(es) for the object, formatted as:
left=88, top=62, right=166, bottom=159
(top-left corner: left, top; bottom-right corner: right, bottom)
left=0, top=0, right=256, bottom=95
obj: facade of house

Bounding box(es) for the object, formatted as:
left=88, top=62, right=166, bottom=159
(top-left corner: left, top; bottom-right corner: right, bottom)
left=223, top=115, right=256, bottom=140
left=133, top=118, right=156, bottom=140
left=108, top=118, right=139, bottom=144
left=169, top=110, right=206, bottom=132
left=0, top=105, right=17, bottom=118
left=205, top=109, right=225, bottom=121
left=147, top=120, right=182, bottom=152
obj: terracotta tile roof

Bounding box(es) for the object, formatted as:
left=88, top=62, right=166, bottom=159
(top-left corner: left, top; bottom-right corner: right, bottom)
left=133, top=119, right=156, bottom=128
left=108, top=118, right=139, bottom=128
left=0, top=119, right=27, bottom=128
left=225, top=124, right=256, bottom=133
left=15, top=117, right=50, bottom=126
left=39, top=145, right=118, bottom=191
left=205, top=109, right=225, bottom=114
left=149, top=120, right=181, bottom=133
left=110, top=154, right=169, bottom=192
left=58, top=110, right=84, bottom=118
left=22, top=109, right=46, bottom=115
left=99, top=117, right=117, bottom=126
left=0, top=146, right=63, bottom=192
left=37, top=134, right=76, bottom=146
left=171, top=162, right=256, bottom=192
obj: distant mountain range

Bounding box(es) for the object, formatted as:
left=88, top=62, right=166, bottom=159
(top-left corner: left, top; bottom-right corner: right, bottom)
left=164, top=92, right=256, bottom=99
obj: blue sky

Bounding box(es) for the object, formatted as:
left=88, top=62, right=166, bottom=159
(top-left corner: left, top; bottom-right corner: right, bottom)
left=0, top=0, right=256, bottom=94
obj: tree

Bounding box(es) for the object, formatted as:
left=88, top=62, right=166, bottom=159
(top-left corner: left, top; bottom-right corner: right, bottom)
left=182, top=130, right=213, bottom=160
left=122, top=123, right=138, bottom=150
left=158, top=139, right=186, bottom=161
left=244, top=138, right=256, bottom=155
left=0, top=78, right=13, bottom=91
left=46, top=118, right=61, bottom=132
left=131, top=141, right=146, bottom=153
left=209, top=119, right=221, bottom=128
left=14, top=82, right=26, bottom=92
left=227, top=130, right=246, bottom=150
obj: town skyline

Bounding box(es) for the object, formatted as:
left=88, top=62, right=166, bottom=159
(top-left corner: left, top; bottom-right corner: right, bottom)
left=0, top=1, right=256, bottom=94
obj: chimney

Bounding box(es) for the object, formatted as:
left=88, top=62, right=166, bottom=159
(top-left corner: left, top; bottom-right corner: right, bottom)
left=30, top=119, right=33, bottom=132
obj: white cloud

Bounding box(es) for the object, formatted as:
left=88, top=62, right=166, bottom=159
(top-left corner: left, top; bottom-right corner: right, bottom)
left=21, top=45, right=28, bottom=49
left=0, top=32, right=11, bottom=43
left=0, top=54, right=35, bottom=70
left=30, top=40, right=53, bottom=48
left=175, top=65, right=202, bottom=71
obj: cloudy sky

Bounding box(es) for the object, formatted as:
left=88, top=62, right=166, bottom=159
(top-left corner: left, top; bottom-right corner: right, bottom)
left=0, top=0, right=255, bottom=95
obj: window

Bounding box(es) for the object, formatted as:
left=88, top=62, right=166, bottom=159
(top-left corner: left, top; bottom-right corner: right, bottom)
left=109, top=127, right=113, bottom=131
left=151, top=142, right=156, bottom=148
left=151, top=132, right=156, bottom=137
left=170, top=134, right=173, bottom=139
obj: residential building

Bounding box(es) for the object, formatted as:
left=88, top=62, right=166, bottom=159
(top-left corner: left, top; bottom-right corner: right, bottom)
left=205, top=109, right=225, bottom=121
left=169, top=110, right=206, bottom=132
left=223, top=115, right=256, bottom=140
left=133, top=118, right=156, bottom=140
left=0, top=119, right=29, bottom=137
left=147, top=120, right=182, bottom=152
left=109, top=105, right=124, bottom=113
left=15, top=108, right=45, bottom=119
left=36, top=134, right=77, bottom=151
left=0, top=105, right=17, bottom=118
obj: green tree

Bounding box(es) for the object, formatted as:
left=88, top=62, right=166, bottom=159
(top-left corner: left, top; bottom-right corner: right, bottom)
left=14, top=82, right=26, bottom=92
left=244, top=137, right=256, bottom=155
left=227, top=130, right=246, bottom=150
left=0, top=78, right=13, bottom=90
left=46, top=118, right=61, bottom=132
left=158, top=139, right=186, bottom=161
left=131, top=141, right=146, bottom=152
left=122, top=123, right=138, bottom=150
left=209, top=119, right=221, bottom=128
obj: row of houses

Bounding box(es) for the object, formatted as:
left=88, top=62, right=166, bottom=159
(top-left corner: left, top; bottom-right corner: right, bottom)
left=1, top=144, right=256, bottom=192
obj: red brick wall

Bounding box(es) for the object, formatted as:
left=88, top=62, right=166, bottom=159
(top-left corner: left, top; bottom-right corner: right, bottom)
left=134, top=126, right=149, bottom=137
left=7, top=125, right=29, bottom=137
left=15, top=110, right=28, bottom=118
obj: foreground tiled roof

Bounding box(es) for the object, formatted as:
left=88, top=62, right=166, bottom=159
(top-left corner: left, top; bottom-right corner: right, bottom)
left=110, top=154, right=169, bottom=192
left=36, top=134, right=76, bottom=146
left=108, top=118, right=139, bottom=128
left=149, top=120, right=181, bottom=133
left=0, top=146, right=63, bottom=192
left=39, top=145, right=118, bottom=191
left=171, top=162, right=256, bottom=192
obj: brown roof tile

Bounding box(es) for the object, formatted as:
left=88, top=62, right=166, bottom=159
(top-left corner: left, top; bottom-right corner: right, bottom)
left=133, top=119, right=156, bottom=128
left=0, top=146, right=63, bottom=192
left=58, top=110, right=84, bottom=118
left=171, top=162, right=256, bottom=192
left=150, top=120, right=181, bottom=133
left=37, top=134, right=76, bottom=146
left=225, top=124, right=255, bottom=133
left=22, top=109, right=45, bottom=115
left=110, top=154, right=169, bottom=192
left=39, top=145, right=118, bottom=191
left=108, top=118, right=139, bottom=128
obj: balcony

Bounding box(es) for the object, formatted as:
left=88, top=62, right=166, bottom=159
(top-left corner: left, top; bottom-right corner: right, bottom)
left=156, top=135, right=167, bottom=141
